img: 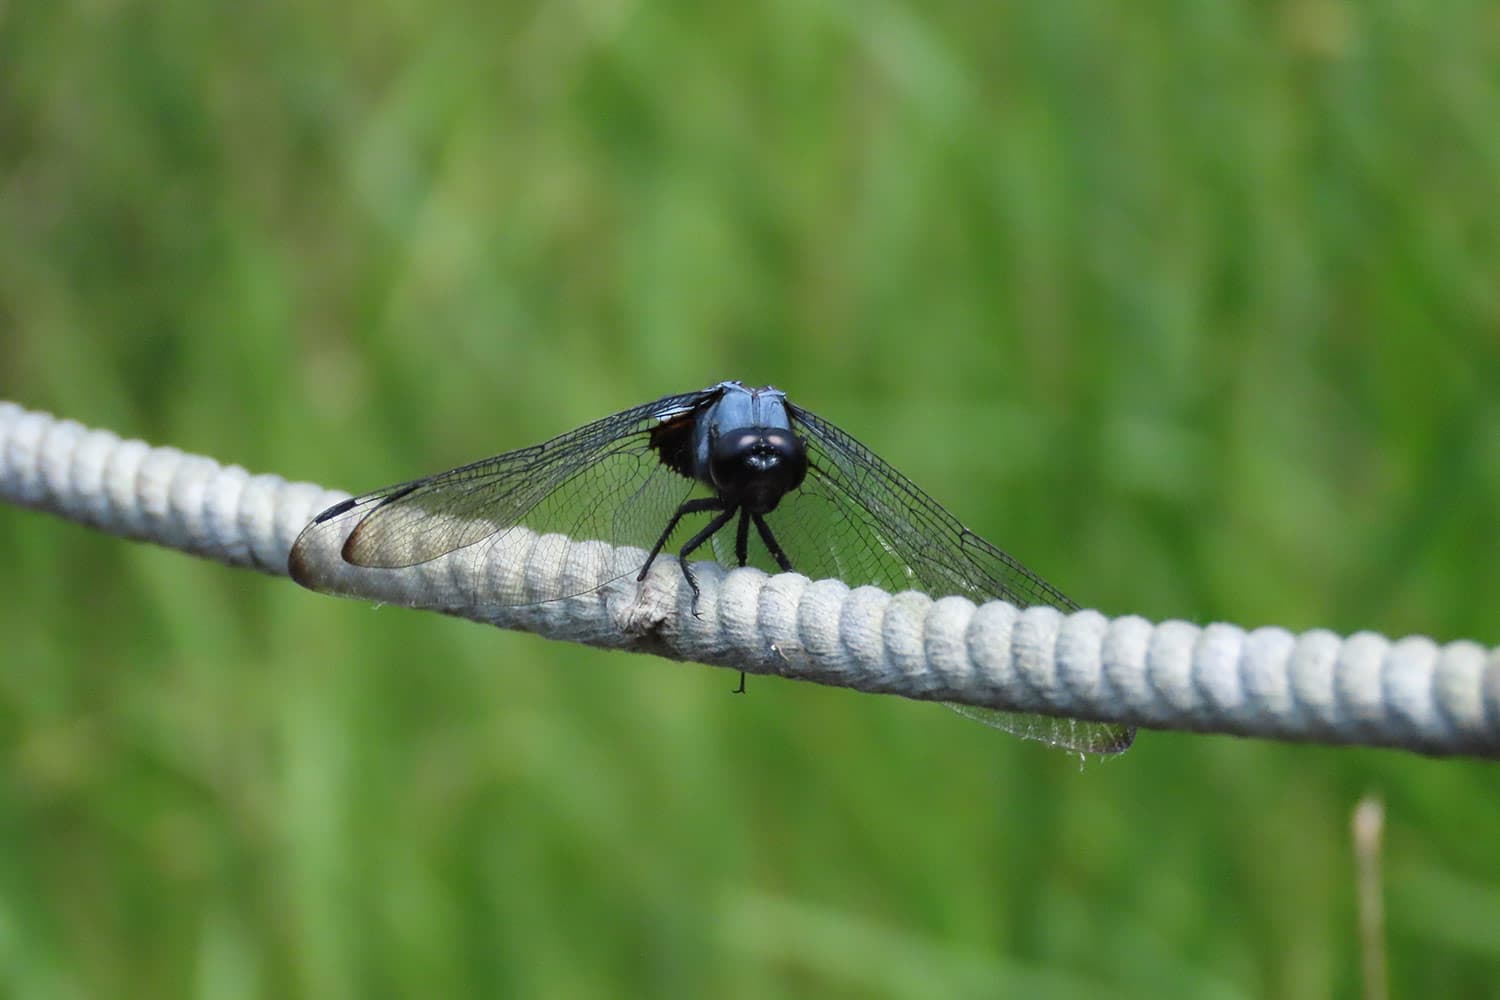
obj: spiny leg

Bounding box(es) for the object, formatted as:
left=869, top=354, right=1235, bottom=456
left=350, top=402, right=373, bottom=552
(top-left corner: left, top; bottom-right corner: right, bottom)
left=752, top=513, right=796, bottom=572
left=734, top=508, right=751, bottom=567
left=740, top=514, right=796, bottom=693
left=732, top=509, right=753, bottom=694
left=731, top=513, right=795, bottom=696
left=638, top=496, right=725, bottom=582
left=674, top=503, right=739, bottom=616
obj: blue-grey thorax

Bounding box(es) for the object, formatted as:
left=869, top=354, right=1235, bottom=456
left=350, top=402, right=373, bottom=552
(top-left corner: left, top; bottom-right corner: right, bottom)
left=688, top=381, right=791, bottom=484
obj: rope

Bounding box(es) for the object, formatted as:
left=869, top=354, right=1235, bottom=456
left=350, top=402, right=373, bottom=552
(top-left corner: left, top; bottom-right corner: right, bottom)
left=2, top=400, right=1495, bottom=759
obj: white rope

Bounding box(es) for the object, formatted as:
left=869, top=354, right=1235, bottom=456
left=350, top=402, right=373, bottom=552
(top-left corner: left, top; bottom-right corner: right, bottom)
left=2, top=399, right=1496, bottom=759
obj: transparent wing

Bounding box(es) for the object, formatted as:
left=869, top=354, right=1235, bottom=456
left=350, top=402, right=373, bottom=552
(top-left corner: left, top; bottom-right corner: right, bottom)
left=289, top=389, right=713, bottom=606
left=755, top=403, right=1135, bottom=755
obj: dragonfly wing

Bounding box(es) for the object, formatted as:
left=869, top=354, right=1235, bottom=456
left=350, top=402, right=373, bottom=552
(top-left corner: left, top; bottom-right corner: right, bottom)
left=776, top=403, right=1134, bottom=755
left=290, top=389, right=713, bottom=605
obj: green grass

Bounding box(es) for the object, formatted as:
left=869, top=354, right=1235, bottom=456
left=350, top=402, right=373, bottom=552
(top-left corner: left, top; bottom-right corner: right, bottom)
left=3, top=1, right=1500, bottom=997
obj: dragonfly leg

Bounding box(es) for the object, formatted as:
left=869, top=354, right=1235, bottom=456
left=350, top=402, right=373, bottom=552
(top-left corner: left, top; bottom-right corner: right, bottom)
left=734, top=508, right=751, bottom=566
left=751, top=513, right=795, bottom=572
left=727, top=512, right=797, bottom=698
left=638, top=497, right=725, bottom=582
left=674, top=504, right=738, bottom=617
left=728, top=512, right=755, bottom=695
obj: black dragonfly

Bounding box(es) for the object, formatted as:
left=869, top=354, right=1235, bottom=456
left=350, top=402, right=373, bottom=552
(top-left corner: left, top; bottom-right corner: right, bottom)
left=290, top=381, right=1133, bottom=755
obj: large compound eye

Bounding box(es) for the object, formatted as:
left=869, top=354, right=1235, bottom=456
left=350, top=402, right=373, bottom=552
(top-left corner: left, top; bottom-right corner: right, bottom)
left=709, top=427, right=808, bottom=513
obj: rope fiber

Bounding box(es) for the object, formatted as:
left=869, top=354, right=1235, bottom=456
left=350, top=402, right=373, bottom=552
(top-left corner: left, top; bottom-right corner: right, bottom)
left=2, top=400, right=1495, bottom=759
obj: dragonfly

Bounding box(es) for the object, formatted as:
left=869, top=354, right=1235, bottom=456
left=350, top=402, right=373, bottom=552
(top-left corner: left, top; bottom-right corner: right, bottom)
left=289, top=381, right=1134, bottom=755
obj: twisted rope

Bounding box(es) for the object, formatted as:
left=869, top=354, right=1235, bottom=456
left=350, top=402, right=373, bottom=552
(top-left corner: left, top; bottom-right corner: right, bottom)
left=2, top=400, right=1495, bottom=759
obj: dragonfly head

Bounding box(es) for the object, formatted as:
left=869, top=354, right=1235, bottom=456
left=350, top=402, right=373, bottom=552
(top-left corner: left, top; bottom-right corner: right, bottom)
left=709, top=426, right=808, bottom=513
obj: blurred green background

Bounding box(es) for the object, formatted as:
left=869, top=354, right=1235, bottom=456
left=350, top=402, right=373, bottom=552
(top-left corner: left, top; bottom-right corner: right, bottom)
left=3, top=1, right=1500, bottom=997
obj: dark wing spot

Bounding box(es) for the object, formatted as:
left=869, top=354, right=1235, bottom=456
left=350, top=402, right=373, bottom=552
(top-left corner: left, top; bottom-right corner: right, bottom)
left=312, top=496, right=359, bottom=523
left=649, top=411, right=700, bottom=481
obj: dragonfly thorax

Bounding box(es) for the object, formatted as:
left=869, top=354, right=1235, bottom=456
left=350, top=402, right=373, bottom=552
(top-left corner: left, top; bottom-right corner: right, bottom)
left=707, top=426, right=807, bottom=513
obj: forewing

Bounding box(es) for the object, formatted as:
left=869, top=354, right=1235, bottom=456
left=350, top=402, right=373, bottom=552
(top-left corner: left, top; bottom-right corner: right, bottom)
left=291, top=389, right=711, bottom=605
left=775, top=403, right=1134, bottom=755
